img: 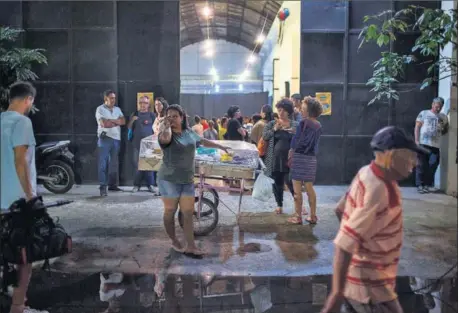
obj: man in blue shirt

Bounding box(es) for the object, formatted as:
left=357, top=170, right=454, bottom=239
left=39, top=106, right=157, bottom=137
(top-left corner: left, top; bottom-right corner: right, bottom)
left=1, top=82, right=48, bottom=313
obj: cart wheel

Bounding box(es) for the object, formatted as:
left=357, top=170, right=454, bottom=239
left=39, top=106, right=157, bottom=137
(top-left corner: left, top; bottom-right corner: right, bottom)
left=178, top=197, right=218, bottom=236
left=195, top=184, right=220, bottom=208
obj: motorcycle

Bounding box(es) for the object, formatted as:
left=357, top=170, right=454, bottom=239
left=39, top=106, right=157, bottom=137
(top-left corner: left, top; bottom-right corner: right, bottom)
left=36, top=140, right=76, bottom=194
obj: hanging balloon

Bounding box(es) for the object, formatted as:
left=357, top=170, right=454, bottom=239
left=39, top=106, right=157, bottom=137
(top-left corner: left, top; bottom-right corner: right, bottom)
left=278, top=10, right=286, bottom=21
left=283, top=8, right=290, bottom=18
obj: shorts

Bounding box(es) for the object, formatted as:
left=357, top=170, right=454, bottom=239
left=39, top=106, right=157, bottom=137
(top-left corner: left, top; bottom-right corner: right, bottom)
left=157, top=179, right=195, bottom=199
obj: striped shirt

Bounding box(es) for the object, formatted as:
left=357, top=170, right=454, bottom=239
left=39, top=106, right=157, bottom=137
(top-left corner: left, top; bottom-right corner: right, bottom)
left=334, top=161, right=403, bottom=304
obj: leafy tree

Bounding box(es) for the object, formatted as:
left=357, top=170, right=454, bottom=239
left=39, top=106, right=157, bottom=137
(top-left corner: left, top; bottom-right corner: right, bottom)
left=0, top=27, right=47, bottom=111
left=359, top=6, right=457, bottom=104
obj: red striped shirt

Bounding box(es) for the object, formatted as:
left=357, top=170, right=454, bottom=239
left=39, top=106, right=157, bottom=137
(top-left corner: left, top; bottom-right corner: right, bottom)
left=334, top=162, right=403, bottom=304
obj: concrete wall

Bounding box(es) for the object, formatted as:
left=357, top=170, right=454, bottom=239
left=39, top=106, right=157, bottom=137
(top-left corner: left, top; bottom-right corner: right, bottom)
left=0, top=1, right=180, bottom=184
left=261, top=1, right=301, bottom=103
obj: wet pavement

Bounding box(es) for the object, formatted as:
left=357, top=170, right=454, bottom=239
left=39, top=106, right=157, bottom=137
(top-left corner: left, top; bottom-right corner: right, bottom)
left=36, top=185, right=457, bottom=278
left=14, top=272, right=459, bottom=313
left=1, top=185, right=458, bottom=312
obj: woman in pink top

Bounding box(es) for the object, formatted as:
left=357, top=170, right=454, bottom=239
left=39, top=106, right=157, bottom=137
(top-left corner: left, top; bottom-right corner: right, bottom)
left=153, top=97, right=169, bottom=134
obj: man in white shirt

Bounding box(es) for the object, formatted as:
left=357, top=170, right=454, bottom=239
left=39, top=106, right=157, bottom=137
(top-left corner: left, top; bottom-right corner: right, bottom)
left=95, top=90, right=125, bottom=196
left=414, top=97, right=448, bottom=194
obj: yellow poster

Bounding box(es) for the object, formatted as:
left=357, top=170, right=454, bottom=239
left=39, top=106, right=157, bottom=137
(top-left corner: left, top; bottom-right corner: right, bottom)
left=136, top=92, right=154, bottom=111
left=315, top=92, right=332, bottom=115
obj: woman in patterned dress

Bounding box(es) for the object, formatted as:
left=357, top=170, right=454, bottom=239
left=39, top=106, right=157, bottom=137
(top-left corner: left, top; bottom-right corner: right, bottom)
left=287, top=97, right=323, bottom=225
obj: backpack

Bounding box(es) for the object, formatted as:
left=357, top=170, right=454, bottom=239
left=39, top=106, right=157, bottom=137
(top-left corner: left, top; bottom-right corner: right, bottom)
left=128, top=111, right=155, bottom=141
left=0, top=197, right=72, bottom=291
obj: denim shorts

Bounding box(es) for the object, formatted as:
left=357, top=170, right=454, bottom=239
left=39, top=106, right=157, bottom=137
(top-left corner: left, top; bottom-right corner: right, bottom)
left=157, top=179, right=195, bottom=199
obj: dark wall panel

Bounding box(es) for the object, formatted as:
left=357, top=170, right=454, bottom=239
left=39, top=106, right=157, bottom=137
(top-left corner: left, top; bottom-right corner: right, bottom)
left=3, top=1, right=180, bottom=184
left=344, top=137, right=374, bottom=183
left=348, top=34, right=383, bottom=84
left=73, top=83, right=118, bottom=135
left=301, top=0, right=346, bottom=31
left=25, top=30, right=70, bottom=81
left=0, top=1, right=22, bottom=27
left=301, top=34, right=344, bottom=83
left=301, top=0, right=440, bottom=184
left=71, top=1, right=115, bottom=28
left=72, top=29, right=117, bottom=82
left=31, top=83, right=72, bottom=134
left=347, top=87, right=389, bottom=136
left=349, top=1, right=391, bottom=29
left=23, top=1, right=70, bottom=29
left=316, top=137, right=344, bottom=184
left=301, top=86, right=344, bottom=136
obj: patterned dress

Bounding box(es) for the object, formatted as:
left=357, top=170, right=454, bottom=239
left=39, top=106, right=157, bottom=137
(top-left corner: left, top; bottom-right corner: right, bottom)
left=290, top=119, right=322, bottom=182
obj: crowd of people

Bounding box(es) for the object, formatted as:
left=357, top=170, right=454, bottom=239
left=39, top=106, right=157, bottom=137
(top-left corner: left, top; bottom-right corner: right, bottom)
left=0, top=80, right=451, bottom=313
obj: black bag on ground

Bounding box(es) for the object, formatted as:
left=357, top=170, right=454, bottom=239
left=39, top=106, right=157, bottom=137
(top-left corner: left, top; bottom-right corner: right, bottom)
left=0, top=197, right=72, bottom=265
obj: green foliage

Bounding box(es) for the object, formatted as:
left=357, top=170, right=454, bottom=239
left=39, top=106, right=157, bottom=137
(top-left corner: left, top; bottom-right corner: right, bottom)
left=359, top=6, right=457, bottom=105
left=0, top=27, right=47, bottom=111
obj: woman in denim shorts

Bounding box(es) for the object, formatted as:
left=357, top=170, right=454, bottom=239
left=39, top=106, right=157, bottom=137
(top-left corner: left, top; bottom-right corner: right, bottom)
left=157, top=104, right=228, bottom=257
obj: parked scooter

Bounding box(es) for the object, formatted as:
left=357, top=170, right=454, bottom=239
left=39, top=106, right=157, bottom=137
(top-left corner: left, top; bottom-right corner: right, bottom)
left=36, top=140, right=75, bottom=194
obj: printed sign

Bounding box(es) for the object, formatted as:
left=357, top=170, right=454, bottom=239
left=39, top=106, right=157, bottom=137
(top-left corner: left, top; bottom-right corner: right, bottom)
left=137, top=92, right=155, bottom=111
left=315, top=92, right=331, bottom=116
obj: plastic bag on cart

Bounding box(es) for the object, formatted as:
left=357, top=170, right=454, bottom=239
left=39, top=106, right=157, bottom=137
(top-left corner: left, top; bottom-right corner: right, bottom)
left=252, top=173, right=274, bottom=202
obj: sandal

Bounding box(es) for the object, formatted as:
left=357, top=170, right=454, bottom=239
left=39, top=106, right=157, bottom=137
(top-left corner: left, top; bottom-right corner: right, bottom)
left=287, top=215, right=302, bottom=225
left=305, top=216, right=318, bottom=225
left=275, top=207, right=283, bottom=214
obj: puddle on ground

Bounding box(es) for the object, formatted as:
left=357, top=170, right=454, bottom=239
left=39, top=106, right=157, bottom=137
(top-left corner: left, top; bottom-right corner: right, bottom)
left=2, top=272, right=455, bottom=313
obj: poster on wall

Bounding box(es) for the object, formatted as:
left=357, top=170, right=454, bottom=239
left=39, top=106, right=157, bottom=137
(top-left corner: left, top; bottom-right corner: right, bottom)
left=315, top=92, right=331, bottom=115
left=136, top=92, right=155, bottom=111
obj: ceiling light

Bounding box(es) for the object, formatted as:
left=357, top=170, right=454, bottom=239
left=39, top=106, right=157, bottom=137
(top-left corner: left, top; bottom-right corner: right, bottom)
left=209, top=67, right=217, bottom=76
left=247, top=55, right=256, bottom=64
left=256, top=34, right=265, bottom=44
left=204, top=49, right=214, bottom=58
left=202, top=6, right=212, bottom=18
left=203, top=39, right=213, bottom=49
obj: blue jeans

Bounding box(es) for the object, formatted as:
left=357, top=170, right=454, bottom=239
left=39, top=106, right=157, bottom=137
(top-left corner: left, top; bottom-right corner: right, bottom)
left=415, top=144, right=440, bottom=187
left=133, top=147, right=155, bottom=187
left=98, top=137, right=120, bottom=187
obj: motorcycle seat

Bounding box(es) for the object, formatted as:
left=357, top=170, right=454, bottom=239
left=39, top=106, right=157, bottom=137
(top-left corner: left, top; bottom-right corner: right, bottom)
left=37, top=142, right=60, bottom=150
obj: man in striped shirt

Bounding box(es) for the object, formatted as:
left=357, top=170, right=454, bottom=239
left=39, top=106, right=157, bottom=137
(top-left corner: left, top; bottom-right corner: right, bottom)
left=321, top=126, right=428, bottom=313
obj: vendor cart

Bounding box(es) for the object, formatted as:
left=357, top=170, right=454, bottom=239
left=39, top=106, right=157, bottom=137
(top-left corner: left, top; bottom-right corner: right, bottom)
left=138, top=137, right=264, bottom=236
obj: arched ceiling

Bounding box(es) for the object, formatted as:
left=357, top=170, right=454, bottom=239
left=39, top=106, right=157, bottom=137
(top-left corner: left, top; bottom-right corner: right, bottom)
left=180, top=0, right=283, bottom=53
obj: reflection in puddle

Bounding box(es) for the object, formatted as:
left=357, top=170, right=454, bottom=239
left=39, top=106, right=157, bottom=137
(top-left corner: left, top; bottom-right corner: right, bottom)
left=8, top=272, right=455, bottom=313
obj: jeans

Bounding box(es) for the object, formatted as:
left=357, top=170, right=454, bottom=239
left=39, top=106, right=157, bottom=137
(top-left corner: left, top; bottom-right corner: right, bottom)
left=133, top=147, right=155, bottom=187
left=98, top=137, right=120, bottom=187
left=271, top=171, right=294, bottom=208
left=415, top=144, right=440, bottom=187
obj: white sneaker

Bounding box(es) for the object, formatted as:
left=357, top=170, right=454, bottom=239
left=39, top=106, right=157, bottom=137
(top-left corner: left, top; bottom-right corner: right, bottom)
left=23, top=307, right=49, bottom=313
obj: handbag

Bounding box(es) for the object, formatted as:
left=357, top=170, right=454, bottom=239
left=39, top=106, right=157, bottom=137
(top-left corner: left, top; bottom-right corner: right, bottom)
left=257, top=137, right=268, bottom=157
left=287, top=120, right=308, bottom=168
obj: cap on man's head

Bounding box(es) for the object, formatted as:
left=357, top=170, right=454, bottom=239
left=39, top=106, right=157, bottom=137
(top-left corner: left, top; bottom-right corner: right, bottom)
left=370, top=126, right=429, bottom=154
left=291, top=93, right=302, bottom=101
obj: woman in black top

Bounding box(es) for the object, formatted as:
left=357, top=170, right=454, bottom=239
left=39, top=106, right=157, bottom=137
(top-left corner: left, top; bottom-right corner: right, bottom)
left=262, top=99, right=298, bottom=214
left=225, top=105, right=247, bottom=141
